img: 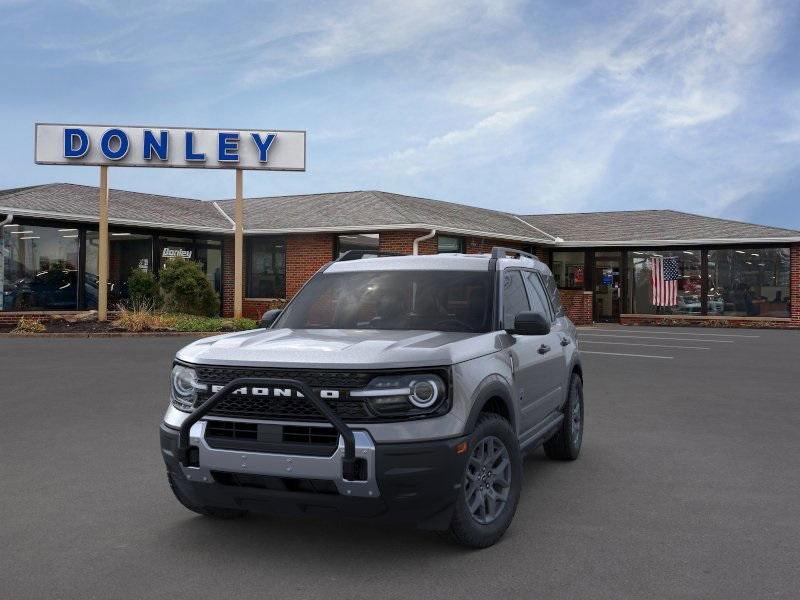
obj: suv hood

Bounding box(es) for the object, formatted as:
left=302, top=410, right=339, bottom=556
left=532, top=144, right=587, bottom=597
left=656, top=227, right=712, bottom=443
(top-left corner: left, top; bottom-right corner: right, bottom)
left=176, top=328, right=500, bottom=369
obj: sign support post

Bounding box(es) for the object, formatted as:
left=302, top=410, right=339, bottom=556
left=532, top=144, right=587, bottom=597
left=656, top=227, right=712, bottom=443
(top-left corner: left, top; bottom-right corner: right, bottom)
left=98, top=166, right=109, bottom=321
left=234, top=168, right=244, bottom=319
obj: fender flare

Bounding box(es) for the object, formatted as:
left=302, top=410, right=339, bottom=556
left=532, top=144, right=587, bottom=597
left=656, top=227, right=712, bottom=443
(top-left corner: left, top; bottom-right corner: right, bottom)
left=463, top=375, right=516, bottom=434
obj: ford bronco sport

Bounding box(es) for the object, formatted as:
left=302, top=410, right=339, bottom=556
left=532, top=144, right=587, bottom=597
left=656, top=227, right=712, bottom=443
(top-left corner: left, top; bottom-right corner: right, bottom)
left=160, top=247, right=583, bottom=547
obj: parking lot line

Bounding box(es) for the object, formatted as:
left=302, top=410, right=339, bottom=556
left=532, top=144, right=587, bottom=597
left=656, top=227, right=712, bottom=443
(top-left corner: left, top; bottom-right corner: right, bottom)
left=591, top=328, right=759, bottom=339
left=580, top=333, right=734, bottom=343
left=580, top=340, right=710, bottom=350
left=580, top=350, right=674, bottom=359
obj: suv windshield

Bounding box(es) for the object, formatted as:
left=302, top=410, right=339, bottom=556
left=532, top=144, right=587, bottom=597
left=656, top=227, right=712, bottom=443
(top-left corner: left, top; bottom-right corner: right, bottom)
left=275, top=270, right=493, bottom=333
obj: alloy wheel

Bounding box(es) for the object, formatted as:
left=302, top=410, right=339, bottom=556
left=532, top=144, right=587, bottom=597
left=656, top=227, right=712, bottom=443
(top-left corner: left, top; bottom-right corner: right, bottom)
left=464, top=435, right=512, bottom=525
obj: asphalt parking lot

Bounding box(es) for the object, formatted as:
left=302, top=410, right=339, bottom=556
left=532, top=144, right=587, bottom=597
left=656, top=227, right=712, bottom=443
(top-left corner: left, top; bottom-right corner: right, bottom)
left=1, top=326, right=799, bottom=600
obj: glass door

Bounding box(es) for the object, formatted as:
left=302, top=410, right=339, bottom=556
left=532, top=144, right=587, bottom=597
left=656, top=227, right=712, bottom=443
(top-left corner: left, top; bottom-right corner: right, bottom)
left=593, top=251, right=622, bottom=322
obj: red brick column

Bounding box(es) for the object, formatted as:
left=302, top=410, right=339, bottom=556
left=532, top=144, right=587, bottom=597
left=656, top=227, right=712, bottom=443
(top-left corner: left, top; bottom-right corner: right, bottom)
left=791, top=244, right=800, bottom=325
left=559, top=290, right=593, bottom=325
left=285, top=233, right=335, bottom=298
left=221, top=237, right=235, bottom=317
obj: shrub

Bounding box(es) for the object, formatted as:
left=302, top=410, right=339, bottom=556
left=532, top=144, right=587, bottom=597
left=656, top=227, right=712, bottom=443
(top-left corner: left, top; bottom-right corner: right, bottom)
left=114, top=303, right=173, bottom=332
left=127, top=269, right=162, bottom=308
left=11, top=316, right=46, bottom=334
left=159, top=259, right=219, bottom=316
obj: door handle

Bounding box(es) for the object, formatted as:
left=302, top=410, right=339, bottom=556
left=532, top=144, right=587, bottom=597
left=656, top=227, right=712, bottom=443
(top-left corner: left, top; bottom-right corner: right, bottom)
left=538, top=344, right=551, bottom=354
left=560, top=337, right=570, bottom=346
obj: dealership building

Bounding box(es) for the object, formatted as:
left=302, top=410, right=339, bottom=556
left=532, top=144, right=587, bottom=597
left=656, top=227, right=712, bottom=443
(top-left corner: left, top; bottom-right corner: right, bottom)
left=1, top=182, right=799, bottom=328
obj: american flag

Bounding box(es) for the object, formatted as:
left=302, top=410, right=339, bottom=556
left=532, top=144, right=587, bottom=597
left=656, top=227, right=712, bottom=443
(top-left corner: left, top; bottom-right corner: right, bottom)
left=651, top=256, right=679, bottom=306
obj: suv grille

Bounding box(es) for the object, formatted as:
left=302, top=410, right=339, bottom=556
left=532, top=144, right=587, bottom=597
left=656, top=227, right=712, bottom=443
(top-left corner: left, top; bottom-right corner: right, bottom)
left=194, top=366, right=374, bottom=422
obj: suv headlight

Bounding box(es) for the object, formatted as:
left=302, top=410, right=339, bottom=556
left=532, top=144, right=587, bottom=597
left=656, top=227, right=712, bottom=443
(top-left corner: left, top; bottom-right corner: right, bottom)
left=171, top=364, right=199, bottom=412
left=351, top=373, right=447, bottom=418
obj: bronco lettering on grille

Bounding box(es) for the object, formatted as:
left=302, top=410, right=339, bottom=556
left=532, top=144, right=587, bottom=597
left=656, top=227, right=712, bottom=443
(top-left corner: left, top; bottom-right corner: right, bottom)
left=209, top=385, right=340, bottom=399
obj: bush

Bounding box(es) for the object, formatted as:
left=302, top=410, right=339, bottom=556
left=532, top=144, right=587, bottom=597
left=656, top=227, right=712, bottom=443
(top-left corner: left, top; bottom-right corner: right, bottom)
left=159, top=259, right=219, bottom=316
left=114, top=303, right=173, bottom=332
left=11, top=316, right=46, bottom=334
left=127, top=269, right=162, bottom=308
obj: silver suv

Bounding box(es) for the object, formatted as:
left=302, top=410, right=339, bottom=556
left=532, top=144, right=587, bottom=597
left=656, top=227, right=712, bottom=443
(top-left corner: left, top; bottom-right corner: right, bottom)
left=160, top=247, right=583, bottom=547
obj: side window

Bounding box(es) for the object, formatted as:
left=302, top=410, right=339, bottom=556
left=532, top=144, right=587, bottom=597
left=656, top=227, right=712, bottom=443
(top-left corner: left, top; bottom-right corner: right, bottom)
left=522, top=271, right=551, bottom=321
left=541, top=271, right=565, bottom=317
left=502, top=270, right=531, bottom=330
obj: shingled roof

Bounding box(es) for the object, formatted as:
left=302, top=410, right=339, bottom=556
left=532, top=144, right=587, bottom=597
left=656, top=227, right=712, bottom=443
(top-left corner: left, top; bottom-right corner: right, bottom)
left=1, top=183, right=798, bottom=244
left=215, top=190, right=547, bottom=241
left=519, top=210, right=800, bottom=244
left=0, top=183, right=230, bottom=232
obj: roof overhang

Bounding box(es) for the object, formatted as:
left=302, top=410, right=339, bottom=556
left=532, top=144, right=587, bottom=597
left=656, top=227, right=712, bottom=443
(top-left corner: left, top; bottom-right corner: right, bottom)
left=0, top=206, right=231, bottom=234
left=550, top=237, right=800, bottom=246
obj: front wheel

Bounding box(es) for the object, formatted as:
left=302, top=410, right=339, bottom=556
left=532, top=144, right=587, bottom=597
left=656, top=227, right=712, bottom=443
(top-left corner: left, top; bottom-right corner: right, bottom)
left=446, top=413, right=522, bottom=548
left=543, top=373, right=584, bottom=461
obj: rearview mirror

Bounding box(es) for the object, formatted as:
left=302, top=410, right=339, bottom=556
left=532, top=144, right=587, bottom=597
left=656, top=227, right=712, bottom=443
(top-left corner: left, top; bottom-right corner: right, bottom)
left=509, top=311, right=550, bottom=336
left=260, top=309, right=283, bottom=329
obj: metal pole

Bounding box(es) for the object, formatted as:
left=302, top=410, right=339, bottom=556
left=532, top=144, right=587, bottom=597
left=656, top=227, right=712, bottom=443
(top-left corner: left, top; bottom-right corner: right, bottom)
left=234, top=169, right=244, bottom=319
left=98, top=166, right=109, bottom=321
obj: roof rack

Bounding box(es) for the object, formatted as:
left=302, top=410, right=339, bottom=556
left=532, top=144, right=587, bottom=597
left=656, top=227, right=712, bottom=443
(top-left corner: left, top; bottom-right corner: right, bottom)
left=490, top=246, right=538, bottom=260
left=335, top=250, right=404, bottom=262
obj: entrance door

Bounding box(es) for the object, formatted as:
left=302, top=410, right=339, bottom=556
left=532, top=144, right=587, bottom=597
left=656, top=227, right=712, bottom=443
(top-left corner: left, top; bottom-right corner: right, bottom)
left=594, top=251, right=622, bottom=322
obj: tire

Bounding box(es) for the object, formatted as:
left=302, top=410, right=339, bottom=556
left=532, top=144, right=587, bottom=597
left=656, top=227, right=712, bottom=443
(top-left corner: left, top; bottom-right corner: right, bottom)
left=543, top=373, right=583, bottom=461
left=446, top=413, right=522, bottom=548
left=167, top=472, right=247, bottom=519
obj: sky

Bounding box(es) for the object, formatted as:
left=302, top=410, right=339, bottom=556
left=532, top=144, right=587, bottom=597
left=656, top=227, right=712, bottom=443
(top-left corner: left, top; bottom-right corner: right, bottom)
left=1, top=0, right=799, bottom=229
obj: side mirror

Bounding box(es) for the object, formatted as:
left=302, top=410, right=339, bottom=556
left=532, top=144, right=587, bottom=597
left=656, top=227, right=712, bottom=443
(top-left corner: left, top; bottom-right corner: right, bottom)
left=509, top=311, right=550, bottom=336
left=260, top=309, right=283, bottom=329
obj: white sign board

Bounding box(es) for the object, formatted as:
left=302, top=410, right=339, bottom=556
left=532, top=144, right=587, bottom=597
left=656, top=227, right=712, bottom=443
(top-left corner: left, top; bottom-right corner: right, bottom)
left=34, top=123, right=306, bottom=171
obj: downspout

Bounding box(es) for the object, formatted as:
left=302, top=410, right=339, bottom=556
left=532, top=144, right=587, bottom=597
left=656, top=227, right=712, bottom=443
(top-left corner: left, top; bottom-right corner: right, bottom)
left=0, top=213, right=12, bottom=227
left=412, top=229, right=437, bottom=255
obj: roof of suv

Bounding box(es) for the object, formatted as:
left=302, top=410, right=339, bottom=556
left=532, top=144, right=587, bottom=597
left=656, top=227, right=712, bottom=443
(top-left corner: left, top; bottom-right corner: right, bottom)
left=324, top=253, right=545, bottom=274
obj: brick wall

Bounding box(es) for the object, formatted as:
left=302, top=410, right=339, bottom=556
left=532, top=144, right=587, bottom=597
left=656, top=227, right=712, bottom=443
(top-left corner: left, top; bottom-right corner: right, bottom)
left=285, top=233, right=335, bottom=297
left=241, top=298, right=287, bottom=321
left=221, top=237, right=235, bottom=317
left=378, top=230, right=437, bottom=255
left=559, top=290, right=593, bottom=325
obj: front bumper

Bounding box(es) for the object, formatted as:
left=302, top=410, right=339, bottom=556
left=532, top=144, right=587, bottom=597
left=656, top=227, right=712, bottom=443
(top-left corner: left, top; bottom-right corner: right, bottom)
left=160, top=423, right=468, bottom=529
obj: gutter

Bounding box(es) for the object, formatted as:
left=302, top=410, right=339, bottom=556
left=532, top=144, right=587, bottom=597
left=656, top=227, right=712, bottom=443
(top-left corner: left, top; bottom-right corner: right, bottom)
left=412, top=229, right=436, bottom=255
left=552, top=237, right=800, bottom=246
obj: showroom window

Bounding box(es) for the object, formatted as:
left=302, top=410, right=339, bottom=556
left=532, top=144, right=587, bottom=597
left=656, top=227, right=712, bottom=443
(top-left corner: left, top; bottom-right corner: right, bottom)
left=196, top=239, right=223, bottom=295
left=247, top=236, right=285, bottom=298
left=707, top=248, right=790, bottom=318
left=629, top=249, right=702, bottom=315
left=85, top=230, right=154, bottom=309
left=438, top=235, right=464, bottom=254
left=337, top=233, right=379, bottom=258
left=551, top=251, right=585, bottom=289
left=1, top=223, right=80, bottom=311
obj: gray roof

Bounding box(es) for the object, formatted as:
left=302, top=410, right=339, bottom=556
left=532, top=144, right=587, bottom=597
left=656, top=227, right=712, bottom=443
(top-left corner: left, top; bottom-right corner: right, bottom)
left=0, top=183, right=230, bottom=232
left=1, top=183, right=798, bottom=244
left=520, top=210, right=800, bottom=244
left=215, top=190, right=546, bottom=241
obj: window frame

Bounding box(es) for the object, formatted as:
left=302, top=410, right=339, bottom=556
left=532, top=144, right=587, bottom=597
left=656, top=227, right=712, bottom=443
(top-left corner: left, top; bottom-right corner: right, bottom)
left=245, top=235, right=286, bottom=299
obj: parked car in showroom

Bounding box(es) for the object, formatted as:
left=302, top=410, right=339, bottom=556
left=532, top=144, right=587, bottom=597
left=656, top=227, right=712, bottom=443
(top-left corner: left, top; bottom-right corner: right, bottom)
left=160, top=248, right=584, bottom=548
